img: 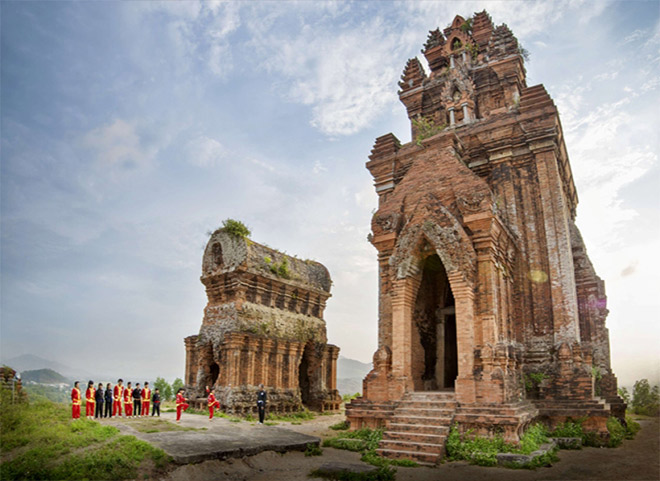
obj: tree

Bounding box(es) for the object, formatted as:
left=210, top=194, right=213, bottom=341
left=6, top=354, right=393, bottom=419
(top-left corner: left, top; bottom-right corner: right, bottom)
left=172, top=378, right=184, bottom=396
left=154, top=377, right=173, bottom=401
left=618, top=386, right=631, bottom=405
left=632, top=379, right=660, bottom=416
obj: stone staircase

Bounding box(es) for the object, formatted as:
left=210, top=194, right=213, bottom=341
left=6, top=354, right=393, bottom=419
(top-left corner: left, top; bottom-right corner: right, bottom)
left=376, top=391, right=456, bottom=465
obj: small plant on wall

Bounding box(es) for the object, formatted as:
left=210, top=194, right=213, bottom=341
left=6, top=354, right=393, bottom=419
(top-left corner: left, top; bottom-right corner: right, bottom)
left=221, top=218, right=251, bottom=238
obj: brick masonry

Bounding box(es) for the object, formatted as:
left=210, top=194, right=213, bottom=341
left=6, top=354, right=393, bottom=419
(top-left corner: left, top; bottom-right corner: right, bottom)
left=346, top=11, right=625, bottom=462
left=184, top=230, right=341, bottom=413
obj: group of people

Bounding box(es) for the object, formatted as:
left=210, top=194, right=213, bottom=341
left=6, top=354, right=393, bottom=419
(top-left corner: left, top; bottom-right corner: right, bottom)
left=70, top=379, right=161, bottom=420
left=71, top=381, right=268, bottom=424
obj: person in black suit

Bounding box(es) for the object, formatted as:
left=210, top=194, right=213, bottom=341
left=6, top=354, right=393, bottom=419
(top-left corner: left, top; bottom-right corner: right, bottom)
left=256, top=384, right=267, bottom=424
left=132, top=383, right=142, bottom=417
left=104, top=383, right=113, bottom=418
left=94, top=382, right=104, bottom=419
left=151, top=388, right=161, bottom=417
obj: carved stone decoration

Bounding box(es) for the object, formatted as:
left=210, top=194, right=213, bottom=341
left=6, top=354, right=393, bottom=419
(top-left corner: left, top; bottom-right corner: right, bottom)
left=184, top=230, right=340, bottom=414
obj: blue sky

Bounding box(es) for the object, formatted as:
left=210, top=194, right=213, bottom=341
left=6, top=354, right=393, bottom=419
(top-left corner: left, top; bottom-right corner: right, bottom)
left=1, top=1, right=659, bottom=387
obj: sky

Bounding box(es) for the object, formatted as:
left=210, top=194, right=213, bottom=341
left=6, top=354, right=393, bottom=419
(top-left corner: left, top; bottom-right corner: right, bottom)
left=1, top=0, right=659, bottom=387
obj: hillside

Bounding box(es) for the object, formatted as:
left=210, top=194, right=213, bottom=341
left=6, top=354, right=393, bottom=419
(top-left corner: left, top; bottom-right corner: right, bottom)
left=21, top=369, right=69, bottom=384
left=336, top=356, right=371, bottom=395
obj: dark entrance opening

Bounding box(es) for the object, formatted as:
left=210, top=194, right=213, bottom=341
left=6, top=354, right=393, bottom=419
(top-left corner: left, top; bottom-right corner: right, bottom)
left=209, top=363, right=220, bottom=387
left=412, top=254, right=458, bottom=390
left=298, top=345, right=312, bottom=407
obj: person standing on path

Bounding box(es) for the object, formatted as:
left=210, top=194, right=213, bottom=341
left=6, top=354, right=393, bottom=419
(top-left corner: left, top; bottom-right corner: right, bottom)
left=104, top=383, right=113, bottom=418
left=94, top=382, right=104, bottom=419
left=208, top=388, right=220, bottom=420
left=176, top=388, right=189, bottom=422
left=71, top=381, right=81, bottom=420
left=151, top=388, right=161, bottom=417
left=85, top=380, right=95, bottom=419
left=141, top=382, right=151, bottom=416
left=113, top=379, right=123, bottom=417
left=123, top=381, right=133, bottom=417
left=132, top=383, right=142, bottom=418
left=257, top=384, right=267, bottom=424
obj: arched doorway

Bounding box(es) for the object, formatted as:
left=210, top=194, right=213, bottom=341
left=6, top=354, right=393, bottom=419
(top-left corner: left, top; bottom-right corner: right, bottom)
left=209, top=363, right=220, bottom=387
left=411, top=254, right=458, bottom=391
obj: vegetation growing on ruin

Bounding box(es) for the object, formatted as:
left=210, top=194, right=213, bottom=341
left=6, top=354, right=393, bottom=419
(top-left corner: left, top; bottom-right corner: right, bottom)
left=524, top=371, right=549, bottom=393
left=446, top=422, right=555, bottom=468
left=412, top=116, right=447, bottom=146
left=265, top=256, right=292, bottom=279
left=459, top=17, right=473, bottom=34
left=221, top=218, right=251, bottom=238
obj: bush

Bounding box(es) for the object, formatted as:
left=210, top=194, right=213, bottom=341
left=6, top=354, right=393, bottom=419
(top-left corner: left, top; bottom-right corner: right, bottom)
left=221, top=218, right=251, bottom=238
left=631, top=379, right=660, bottom=416
left=330, top=420, right=350, bottom=431
left=305, top=443, right=323, bottom=457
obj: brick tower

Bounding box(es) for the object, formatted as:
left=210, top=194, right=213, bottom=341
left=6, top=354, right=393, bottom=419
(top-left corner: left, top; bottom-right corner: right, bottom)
left=184, top=228, right=341, bottom=414
left=346, top=11, right=625, bottom=464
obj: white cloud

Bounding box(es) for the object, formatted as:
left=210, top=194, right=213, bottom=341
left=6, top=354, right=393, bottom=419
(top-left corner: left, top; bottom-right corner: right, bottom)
left=185, top=135, right=227, bottom=167
left=82, top=119, right=154, bottom=171
left=250, top=17, right=408, bottom=135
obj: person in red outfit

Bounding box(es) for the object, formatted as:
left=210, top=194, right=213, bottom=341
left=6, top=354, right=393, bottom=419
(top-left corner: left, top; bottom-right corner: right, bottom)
left=85, top=380, right=95, bottom=419
left=207, top=389, right=220, bottom=420
left=71, top=381, right=81, bottom=419
left=176, top=388, right=189, bottom=422
left=123, top=381, right=133, bottom=417
left=141, top=382, right=151, bottom=416
left=113, top=379, right=124, bottom=417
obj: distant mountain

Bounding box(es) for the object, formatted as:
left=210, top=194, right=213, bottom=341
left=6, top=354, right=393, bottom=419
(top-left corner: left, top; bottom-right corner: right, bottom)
left=337, top=356, right=371, bottom=396
left=3, top=354, right=94, bottom=381
left=21, top=368, right=69, bottom=384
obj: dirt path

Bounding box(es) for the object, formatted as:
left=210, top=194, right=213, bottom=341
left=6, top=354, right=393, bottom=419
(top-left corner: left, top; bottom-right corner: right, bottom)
left=162, top=415, right=659, bottom=481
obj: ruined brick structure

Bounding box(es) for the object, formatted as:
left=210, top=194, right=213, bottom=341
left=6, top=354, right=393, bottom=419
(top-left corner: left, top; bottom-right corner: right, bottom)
left=346, top=11, right=625, bottom=464
left=184, top=229, right=341, bottom=414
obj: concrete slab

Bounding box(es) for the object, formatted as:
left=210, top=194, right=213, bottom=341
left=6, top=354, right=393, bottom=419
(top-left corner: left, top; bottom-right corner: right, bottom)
left=102, top=411, right=320, bottom=464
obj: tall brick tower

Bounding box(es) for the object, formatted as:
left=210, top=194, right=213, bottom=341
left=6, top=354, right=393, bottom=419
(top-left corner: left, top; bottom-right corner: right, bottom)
left=346, top=11, right=624, bottom=464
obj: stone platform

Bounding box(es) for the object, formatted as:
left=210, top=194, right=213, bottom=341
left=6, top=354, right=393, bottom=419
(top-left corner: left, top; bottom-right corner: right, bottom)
left=105, top=411, right=320, bottom=464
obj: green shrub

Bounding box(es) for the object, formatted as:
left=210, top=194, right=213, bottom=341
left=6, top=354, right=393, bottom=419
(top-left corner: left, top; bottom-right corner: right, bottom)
left=330, top=420, right=350, bottom=431
left=221, top=218, right=251, bottom=238
left=550, top=420, right=585, bottom=439
left=305, top=443, right=323, bottom=457
left=625, top=416, right=641, bottom=439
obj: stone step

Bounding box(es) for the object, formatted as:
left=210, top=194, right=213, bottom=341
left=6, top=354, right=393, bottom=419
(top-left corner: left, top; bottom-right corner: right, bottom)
left=390, top=414, right=453, bottom=426
left=379, top=439, right=443, bottom=454
left=395, top=407, right=455, bottom=417
left=383, top=430, right=448, bottom=444
left=402, top=392, right=455, bottom=400
left=399, top=401, right=457, bottom=409
left=388, top=422, right=450, bottom=435
left=375, top=448, right=439, bottom=466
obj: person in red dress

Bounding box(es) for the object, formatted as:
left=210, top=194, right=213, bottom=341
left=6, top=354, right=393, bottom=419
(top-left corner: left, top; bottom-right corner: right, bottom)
left=71, top=381, right=81, bottom=420
left=207, top=389, right=220, bottom=420
left=176, top=388, right=189, bottom=422
left=113, top=379, right=124, bottom=417
left=123, top=381, right=133, bottom=417
left=141, top=382, right=151, bottom=416
left=85, top=380, right=95, bottom=419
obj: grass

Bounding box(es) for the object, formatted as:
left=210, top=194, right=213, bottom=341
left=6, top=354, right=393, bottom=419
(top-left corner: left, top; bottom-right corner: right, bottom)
left=266, top=409, right=316, bottom=422
left=446, top=423, right=553, bottom=468
left=0, top=397, right=172, bottom=480
left=310, top=465, right=396, bottom=481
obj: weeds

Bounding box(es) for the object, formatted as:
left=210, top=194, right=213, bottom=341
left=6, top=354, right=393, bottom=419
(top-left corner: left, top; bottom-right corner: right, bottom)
left=0, top=399, right=171, bottom=480
left=305, top=443, right=323, bottom=457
